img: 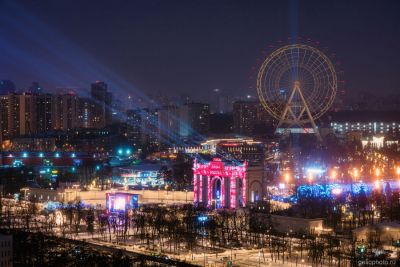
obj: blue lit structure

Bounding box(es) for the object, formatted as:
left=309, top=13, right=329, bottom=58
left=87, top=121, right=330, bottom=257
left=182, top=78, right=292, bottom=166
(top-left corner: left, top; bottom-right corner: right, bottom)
left=297, top=181, right=399, bottom=199
left=197, top=215, right=208, bottom=222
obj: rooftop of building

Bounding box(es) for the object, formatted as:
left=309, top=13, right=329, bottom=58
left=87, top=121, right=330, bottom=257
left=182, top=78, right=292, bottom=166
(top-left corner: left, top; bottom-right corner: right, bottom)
left=194, top=154, right=245, bottom=166
left=326, top=110, right=400, bottom=123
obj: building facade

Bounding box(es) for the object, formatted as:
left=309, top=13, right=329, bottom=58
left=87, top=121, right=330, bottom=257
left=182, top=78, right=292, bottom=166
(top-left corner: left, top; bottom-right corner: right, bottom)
left=179, top=102, right=210, bottom=137
left=193, top=157, right=264, bottom=209
left=331, top=122, right=400, bottom=135
left=126, top=109, right=142, bottom=148
left=233, top=101, right=270, bottom=136
left=90, top=81, right=112, bottom=128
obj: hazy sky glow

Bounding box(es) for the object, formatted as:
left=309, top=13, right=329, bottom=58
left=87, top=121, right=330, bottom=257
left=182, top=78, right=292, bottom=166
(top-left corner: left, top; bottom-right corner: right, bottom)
left=0, top=0, right=399, bottom=101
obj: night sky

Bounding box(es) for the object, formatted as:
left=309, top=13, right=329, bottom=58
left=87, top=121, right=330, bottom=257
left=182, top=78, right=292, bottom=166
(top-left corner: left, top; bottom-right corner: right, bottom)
left=0, top=0, right=399, bottom=102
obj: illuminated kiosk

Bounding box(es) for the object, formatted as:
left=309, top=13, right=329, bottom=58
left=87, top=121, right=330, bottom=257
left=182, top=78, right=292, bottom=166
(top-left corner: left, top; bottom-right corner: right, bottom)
left=106, top=192, right=139, bottom=212
left=193, top=157, right=263, bottom=209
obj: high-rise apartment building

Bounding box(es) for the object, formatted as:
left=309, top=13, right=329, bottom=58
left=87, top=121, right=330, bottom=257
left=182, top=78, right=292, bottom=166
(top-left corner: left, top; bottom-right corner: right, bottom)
left=77, top=97, right=93, bottom=129
left=179, top=102, right=210, bottom=137
left=158, top=105, right=180, bottom=145
left=141, top=108, right=160, bottom=149
left=233, top=101, right=271, bottom=136
left=90, top=81, right=112, bottom=128
left=53, top=93, right=79, bottom=131
left=0, top=95, right=9, bottom=141
left=36, top=94, right=53, bottom=133
left=7, top=93, right=20, bottom=137
left=126, top=109, right=142, bottom=148
left=19, top=93, right=36, bottom=135
left=233, top=101, right=258, bottom=136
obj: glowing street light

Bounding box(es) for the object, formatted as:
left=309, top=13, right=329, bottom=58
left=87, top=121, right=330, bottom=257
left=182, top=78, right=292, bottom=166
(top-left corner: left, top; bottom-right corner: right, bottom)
left=374, top=180, right=380, bottom=189
left=330, top=169, right=337, bottom=180
left=396, top=166, right=400, bottom=176
left=375, top=168, right=381, bottom=178
left=284, top=172, right=291, bottom=183
left=352, top=168, right=359, bottom=179
left=307, top=172, right=313, bottom=183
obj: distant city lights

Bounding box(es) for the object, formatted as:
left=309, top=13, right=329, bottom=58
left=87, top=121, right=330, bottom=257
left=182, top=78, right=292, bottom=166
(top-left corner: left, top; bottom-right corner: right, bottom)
left=306, top=168, right=325, bottom=174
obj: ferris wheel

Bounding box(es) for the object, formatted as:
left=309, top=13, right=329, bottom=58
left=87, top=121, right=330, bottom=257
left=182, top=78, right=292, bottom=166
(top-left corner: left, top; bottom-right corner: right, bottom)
left=257, top=44, right=337, bottom=141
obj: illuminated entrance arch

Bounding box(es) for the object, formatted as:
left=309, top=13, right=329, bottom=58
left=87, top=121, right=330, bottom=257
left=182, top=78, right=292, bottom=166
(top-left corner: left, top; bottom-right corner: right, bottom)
left=237, top=178, right=244, bottom=207
left=193, top=157, right=247, bottom=209
left=211, top=177, right=222, bottom=209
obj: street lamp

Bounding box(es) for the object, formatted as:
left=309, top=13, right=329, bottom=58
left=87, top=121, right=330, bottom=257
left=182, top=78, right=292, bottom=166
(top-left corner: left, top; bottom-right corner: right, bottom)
left=330, top=169, right=337, bottom=180
left=352, top=168, right=359, bottom=180
left=284, top=172, right=291, bottom=184
left=375, top=168, right=381, bottom=178
left=374, top=180, right=381, bottom=189
left=307, top=172, right=313, bottom=183
left=184, top=189, right=188, bottom=203
left=396, top=166, right=400, bottom=176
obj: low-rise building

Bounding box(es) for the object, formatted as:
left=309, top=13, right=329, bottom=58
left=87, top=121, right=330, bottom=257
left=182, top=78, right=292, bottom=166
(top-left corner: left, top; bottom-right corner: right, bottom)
left=270, top=215, right=325, bottom=234
left=20, top=187, right=193, bottom=208
left=352, top=222, right=400, bottom=245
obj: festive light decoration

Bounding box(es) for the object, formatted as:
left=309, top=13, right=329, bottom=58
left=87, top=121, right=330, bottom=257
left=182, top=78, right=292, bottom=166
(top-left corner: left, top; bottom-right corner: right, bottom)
left=297, top=180, right=400, bottom=198
left=306, top=168, right=325, bottom=174
left=297, top=181, right=399, bottom=199
left=193, top=157, right=246, bottom=208
left=106, top=192, right=138, bottom=212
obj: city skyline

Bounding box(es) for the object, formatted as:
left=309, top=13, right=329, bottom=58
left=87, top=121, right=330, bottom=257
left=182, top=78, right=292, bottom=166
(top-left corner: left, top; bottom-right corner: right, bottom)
left=0, top=0, right=399, bottom=103
left=2, top=1, right=400, bottom=266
